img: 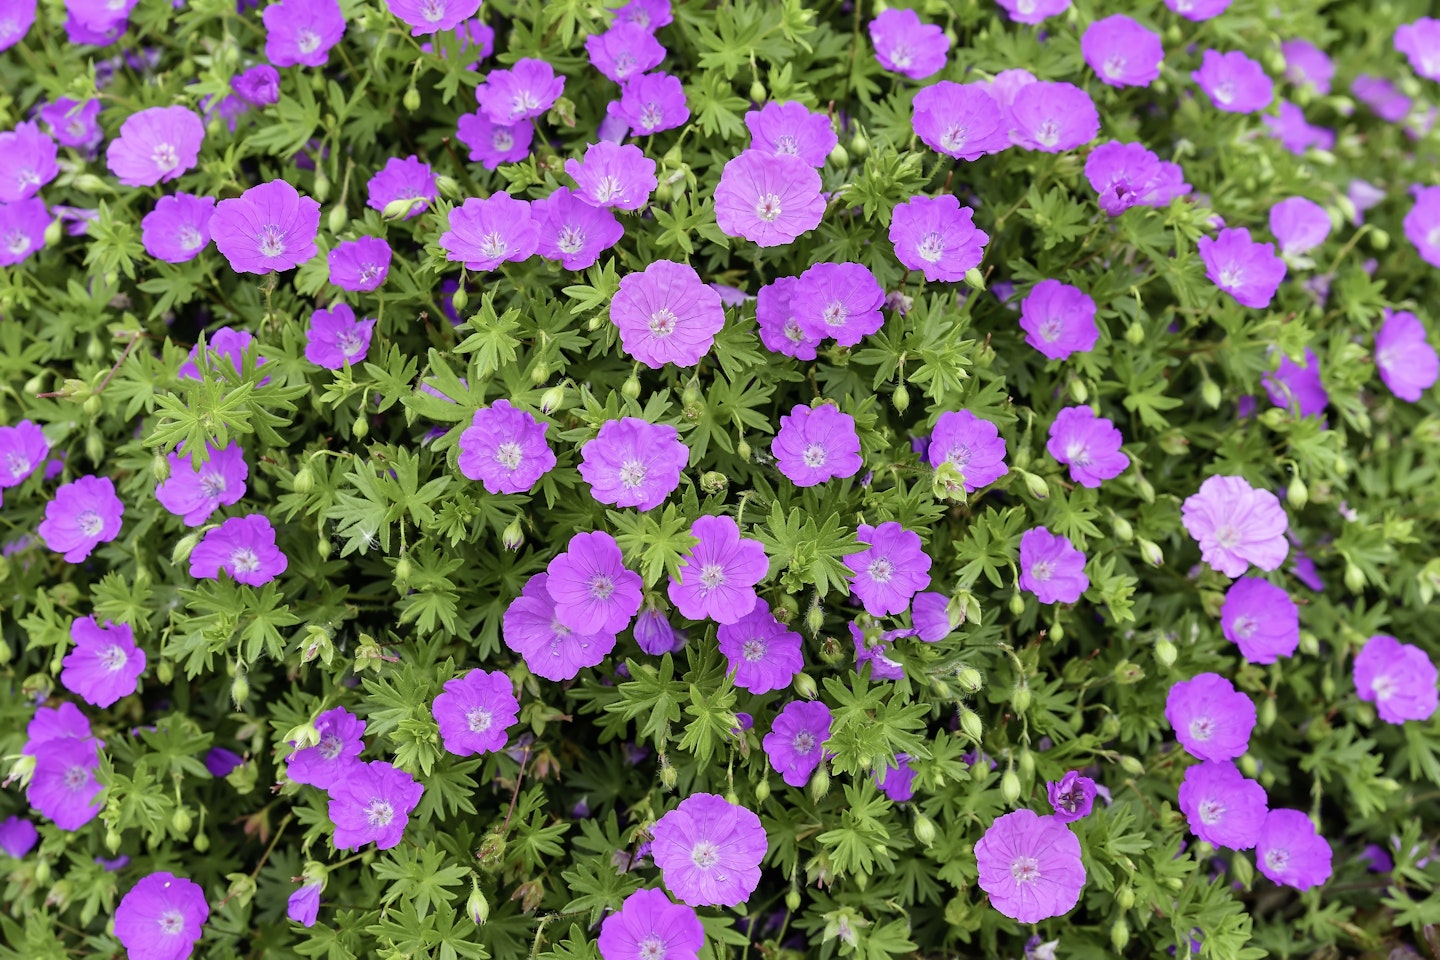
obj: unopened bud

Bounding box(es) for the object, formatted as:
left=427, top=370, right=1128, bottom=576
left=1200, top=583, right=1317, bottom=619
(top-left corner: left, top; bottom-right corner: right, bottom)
left=1017, top=747, right=1035, bottom=782
left=1155, top=638, right=1177, bottom=668
left=352, top=414, right=368, bottom=438
left=284, top=720, right=322, bottom=751
left=892, top=383, right=909, bottom=412
left=1298, top=630, right=1319, bottom=656
left=737, top=437, right=752, bottom=461
left=434, top=175, right=461, bottom=199
left=1258, top=696, right=1276, bottom=730
left=194, top=831, right=210, bottom=852
left=383, top=197, right=419, bottom=220
left=963, top=267, right=986, bottom=290
left=1116, top=885, right=1135, bottom=910
left=754, top=778, right=771, bottom=803
left=1000, top=770, right=1020, bottom=804
left=73, top=173, right=110, bottom=194
left=539, top=384, right=565, bottom=414
left=317, top=537, right=332, bottom=560
left=793, top=672, right=817, bottom=699
left=1201, top=379, right=1222, bottom=409
left=467, top=883, right=489, bottom=924
left=1110, top=515, right=1133, bottom=542
left=1118, top=755, right=1145, bottom=776
left=105, top=827, right=122, bottom=853
left=452, top=286, right=469, bottom=314
left=83, top=394, right=102, bottom=417
left=1021, top=470, right=1049, bottom=500
left=1344, top=562, right=1365, bottom=594
left=293, top=465, right=314, bottom=494
left=1008, top=592, right=1025, bottom=617
left=394, top=555, right=413, bottom=583
left=850, top=132, right=869, bottom=156
left=1111, top=917, right=1130, bottom=952
left=530, top=361, right=549, bottom=386
left=810, top=764, right=830, bottom=802
left=1113, top=659, right=1144, bottom=684
left=157, top=659, right=173, bottom=683
left=312, top=169, right=330, bottom=203
left=827, top=143, right=849, bottom=167
left=659, top=760, right=677, bottom=790
left=959, top=707, right=983, bottom=742
left=621, top=375, right=641, bottom=401
left=1011, top=683, right=1031, bottom=713
left=1369, top=227, right=1390, bottom=250
left=956, top=666, right=983, bottom=694
left=172, top=806, right=193, bottom=834
left=152, top=452, right=171, bottom=482
left=172, top=532, right=201, bottom=565
left=502, top=516, right=524, bottom=551
left=231, top=671, right=250, bottom=708
left=914, top=814, right=936, bottom=847
left=1136, top=474, right=1155, bottom=503
left=403, top=86, right=421, bottom=112
left=805, top=601, right=825, bottom=636
left=786, top=887, right=802, bottom=911
left=1069, top=378, right=1088, bottom=404
left=700, top=471, right=728, bottom=495
left=1125, top=321, right=1145, bottom=346
left=1287, top=476, right=1308, bottom=509
left=44, top=217, right=63, bottom=247
left=327, top=205, right=347, bottom=234
left=1050, top=620, right=1064, bottom=642
left=1138, top=538, right=1164, bottom=567
left=749, top=79, right=767, bottom=103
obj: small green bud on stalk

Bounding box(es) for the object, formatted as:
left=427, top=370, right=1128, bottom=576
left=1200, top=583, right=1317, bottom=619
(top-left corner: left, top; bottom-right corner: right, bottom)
left=913, top=813, right=937, bottom=847
left=1011, top=682, right=1031, bottom=713
left=403, top=86, right=421, bottom=112
left=434, top=175, right=461, bottom=199
left=105, top=827, right=122, bottom=853
left=956, top=666, right=983, bottom=694
left=45, top=881, right=73, bottom=911
left=467, top=882, right=489, bottom=924
left=313, top=169, right=330, bottom=203
left=1017, top=747, right=1034, bottom=782
left=700, top=471, right=728, bottom=494
left=736, top=437, right=752, bottom=461
left=850, top=132, right=869, bottom=156
left=73, top=173, right=110, bottom=195
left=785, top=888, right=802, bottom=912
left=1155, top=638, right=1178, bottom=669
left=451, top=286, right=469, bottom=314
left=327, top=205, right=347, bottom=234
left=382, top=197, right=418, bottom=220
left=293, top=465, right=314, bottom=494
left=85, top=428, right=105, bottom=465
left=930, top=678, right=951, bottom=698
left=1369, top=227, right=1390, bottom=250
left=1113, top=659, right=1144, bottom=684
left=1021, top=470, right=1049, bottom=500
left=317, top=537, right=332, bottom=560
left=502, top=516, right=524, bottom=551
left=1201, top=378, right=1222, bottom=409
left=231, top=670, right=250, bottom=708
left=659, top=759, right=677, bottom=789
left=172, top=806, right=193, bottom=835
left=1050, top=620, right=1064, bottom=642
left=539, top=384, right=566, bottom=413
left=1116, top=885, right=1135, bottom=910
left=621, top=375, right=642, bottom=401
left=34, top=858, right=50, bottom=886
left=1000, top=769, right=1020, bottom=804
left=1111, top=917, right=1130, bottom=952
left=1069, top=378, right=1089, bottom=404
left=1258, top=696, right=1277, bottom=730
left=530, top=361, right=549, bottom=385
left=1299, top=630, right=1319, bottom=656
left=1138, top=538, right=1164, bottom=567
left=892, top=383, right=909, bottom=412
left=1287, top=476, right=1308, bottom=509
left=152, top=452, right=171, bottom=482
left=1008, top=592, right=1026, bottom=617
left=156, top=659, right=173, bottom=683
left=226, top=874, right=258, bottom=907
left=1344, top=562, right=1366, bottom=594
left=171, top=532, right=201, bottom=565
left=44, top=217, right=63, bottom=247
left=83, top=394, right=102, bottom=417
left=749, top=79, right=767, bottom=103
left=194, top=831, right=210, bottom=852
left=827, top=143, right=849, bottom=167
left=809, top=765, right=830, bottom=802
left=1110, top=515, right=1133, bottom=542
left=1119, top=755, right=1145, bottom=776
left=754, top=778, right=770, bottom=803
left=963, top=267, right=986, bottom=290
left=959, top=707, right=983, bottom=742
left=805, top=601, right=825, bottom=636
left=1136, top=474, right=1156, bottom=502
left=352, top=414, right=368, bottom=438
left=793, top=672, right=817, bottom=699
left=1126, top=321, right=1145, bottom=345
left=394, top=555, right=413, bottom=583
left=725, top=790, right=740, bottom=806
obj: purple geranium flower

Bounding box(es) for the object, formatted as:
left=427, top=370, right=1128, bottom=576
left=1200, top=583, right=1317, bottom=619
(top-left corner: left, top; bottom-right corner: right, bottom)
left=456, top=111, right=534, bottom=169
left=1179, top=760, right=1268, bottom=850
left=1281, top=39, right=1333, bottom=94
left=0, top=816, right=38, bottom=858
left=668, top=514, right=769, bottom=624
left=756, top=276, right=821, bottom=361
left=1019, top=279, right=1099, bottom=360
left=714, top=150, right=825, bottom=248
left=1182, top=475, right=1289, bottom=577
left=0, top=121, right=57, bottom=203
left=1264, top=101, right=1336, bottom=156
left=1405, top=186, right=1440, bottom=268
left=1084, top=141, right=1190, bottom=216
left=614, top=0, right=671, bottom=31
left=547, top=530, right=643, bottom=634
left=0, top=0, right=35, bottom=51
left=328, top=237, right=391, bottom=292
left=867, top=7, right=949, bottom=80
left=211, top=179, right=321, bottom=274
left=1192, top=50, right=1273, bottom=113
left=457, top=399, right=556, bottom=495
left=598, top=888, right=704, bottom=960
left=1395, top=19, right=1440, bottom=81
left=1046, top=406, right=1128, bottom=488
left=288, top=882, right=321, bottom=927
left=1220, top=577, right=1298, bottom=664
left=28, top=737, right=102, bottom=830
left=610, top=260, right=725, bottom=368
left=745, top=100, right=837, bottom=167
left=0, top=419, right=48, bottom=497
left=189, top=514, right=288, bottom=586
left=366, top=155, right=436, bottom=219
left=1375, top=309, right=1438, bottom=402
left=716, top=607, right=804, bottom=693
left=912, top=82, right=1009, bottom=161
left=233, top=64, right=281, bottom=106
left=994, top=0, right=1069, bottom=23
left=772, top=403, right=863, bottom=487
left=141, top=193, right=216, bottom=263
left=845, top=522, right=931, bottom=616
left=1353, top=74, right=1411, bottom=123
left=650, top=793, right=767, bottom=907
left=763, top=701, right=831, bottom=787
left=114, top=872, right=209, bottom=960
left=476, top=57, right=564, bottom=123
left=329, top=760, right=423, bottom=850
left=204, top=747, right=243, bottom=778
left=852, top=622, right=906, bottom=681
left=1165, top=0, right=1230, bottom=19
left=39, top=475, right=124, bottom=562
left=565, top=141, right=656, bottom=211
left=633, top=607, right=681, bottom=655
left=0, top=197, right=48, bottom=267
left=1018, top=526, right=1089, bottom=604
left=586, top=21, right=665, bottom=84
left=286, top=707, right=365, bottom=788
left=105, top=106, right=203, bottom=188
left=614, top=71, right=688, bottom=134
left=504, top=572, right=618, bottom=680
left=1198, top=227, right=1286, bottom=309
left=1269, top=197, right=1330, bottom=257
left=533, top=187, right=625, bottom=271
left=792, top=261, right=885, bottom=347
left=61, top=615, right=146, bottom=709
left=304, top=302, right=376, bottom=370
left=39, top=98, right=102, bottom=150
left=432, top=668, right=520, bottom=756
left=1047, top=771, right=1096, bottom=823
left=975, top=809, right=1086, bottom=922
left=876, top=752, right=917, bottom=801
left=910, top=591, right=954, bottom=642
left=926, top=410, right=1008, bottom=491
left=178, top=326, right=268, bottom=381
left=263, top=0, right=345, bottom=67
left=1354, top=635, right=1438, bottom=724
left=1010, top=82, right=1098, bottom=152
left=24, top=702, right=91, bottom=753
left=889, top=194, right=988, bottom=281
left=1262, top=347, right=1327, bottom=418
left=578, top=417, right=688, bottom=510
left=440, top=193, right=539, bottom=272
left=1256, top=809, right=1331, bottom=891
left=1166, top=673, right=1256, bottom=762
left=384, top=0, right=479, bottom=34
left=1082, top=15, right=1162, bottom=88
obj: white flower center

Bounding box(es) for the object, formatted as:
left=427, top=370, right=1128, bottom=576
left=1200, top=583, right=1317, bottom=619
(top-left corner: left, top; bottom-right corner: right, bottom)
left=1017, top=0, right=1035, bottom=12
left=754, top=193, right=782, bottom=222
left=338, top=331, right=364, bottom=357
left=741, top=637, right=767, bottom=662
left=77, top=510, right=103, bottom=537
left=510, top=91, right=542, bottom=118
left=774, top=135, right=798, bottom=155
left=1232, top=615, right=1257, bottom=640
left=479, top=232, right=508, bottom=259
left=1198, top=798, right=1225, bottom=825
left=179, top=226, right=203, bottom=251
left=867, top=557, right=894, bottom=584
left=200, top=471, right=227, bottom=498
left=494, top=441, right=524, bottom=470
left=158, top=909, right=185, bottom=936
left=1372, top=675, right=1396, bottom=701
left=298, top=30, right=321, bottom=55
left=939, top=125, right=968, bottom=152
left=557, top=225, right=586, bottom=254
left=698, top=563, right=726, bottom=591
left=588, top=575, right=615, bottom=600
left=594, top=176, right=622, bottom=202
left=493, top=130, right=515, bottom=151
left=99, top=644, right=128, bottom=672
left=690, top=840, right=720, bottom=869
left=1038, top=317, right=1063, bottom=342
left=1064, top=440, right=1092, bottom=467
left=619, top=459, right=647, bottom=489
left=230, top=547, right=261, bottom=574
left=63, top=765, right=90, bottom=791
left=1010, top=855, right=1040, bottom=883
left=151, top=142, right=179, bottom=172
left=5, top=230, right=28, bottom=255
left=784, top=319, right=806, bottom=344
left=802, top=443, right=827, bottom=468
left=1030, top=559, right=1054, bottom=582
left=421, top=0, right=445, bottom=21
left=637, top=935, right=667, bottom=960
left=640, top=103, right=664, bottom=130
left=917, top=231, right=945, bottom=263
left=1189, top=716, right=1215, bottom=742
left=822, top=300, right=847, bottom=327
left=6, top=452, right=31, bottom=479
left=318, top=733, right=343, bottom=760
left=648, top=308, right=678, bottom=337
left=1214, top=81, right=1236, bottom=105
left=1213, top=524, right=1240, bottom=549
left=1264, top=847, right=1290, bottom=872
left=1104, top=55, right=1126, bottom=79
left=258, top=225, right=286, bottom=258
left=1218, top=266, right=1244, bottom=288
left=466, top=707, right=493, bottom=732
left=365, top=799, right=395, bottom=828
left=792, top=731, right=816, bottom=754
left=1035, top=119, right=1060, bottom=147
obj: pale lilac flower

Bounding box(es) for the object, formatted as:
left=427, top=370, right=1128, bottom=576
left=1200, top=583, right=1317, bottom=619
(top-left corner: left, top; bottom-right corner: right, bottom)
left=455, top=112, right=533, bottom=169
left=328, top=237, right=391, bottom=292
left=440, top=193, right=539, bottom=271
left=911, top=82, right=1009, bottom=161
left=0, top=121, right=57, bottom=202
left=1192, top=50, right=1273, bottom=113
left=1220, top=577, right=1299, bottom=664
left=745, top=100, right=837, bottom=167
left=1269, top=197, right=1331, bottom=257
left=1256, top=809, right=1331, bottom=891
left=0, top=419, right=48, bottom=498
left=910, top=591, right=954, bottom=642
left=262, top=0, right=346, bottom=68
left=0, top=0, right=35, bottom=51
left=613, top=0, right=671, bottom=31
left=1374, top=309, right=1438, bottom=402
left=565, top=142, right=656, bottom=211
left=39, top=475, right=124, bottom=562
left=27, top=737, right=101, bottom=830
left=1395, top=19, right=1440, bottom=82
left=304, top=303, right=376, bottom=369
left=1166, top=673, right=1256, bottom=762
left=792, top=261, right=885, bottom=347
left=366, top=155, right=436, bottom=219
left=926, top=410, right=1007, bottom=491
left=763, top=701, right=831, bottom=787
left=39, top=98, right=102, bottom=150
left=614, top=72, right=688, bottom=134
left=108, top=107, right=204, bottom=188
left=586, top=21, right=665, bottom=83
left=851, top=622, right=905, bottom=681
left=1019, top=526, right=1088, bottom=604
left=867, top=8, right=949, bottom=80
left=1281, top=39, right=1333, bottom=94
left=1403, top=186, right=1440, bottom=268
left=993, top=0, right=1069, bottom=25
left=1165, top=0, right=1230, bottom=20
left=714, top=150, right=825, bottom=248
left=1046, top=771, right=1096, bottom=823
left=189, top=514, right=288, bottom=586
left=287, top=707, right=364, bottom=787
left=650, top=793, right=767, bottom=907
left=211, top=179, right=321, bottom=274
left=772, top=403, right=863, bottom=487
left=1262, top=347, right=1328, bottom=418
left=431, top=668, right=520, bottom=756
left=233, top=64, right=281, bottom=106
left=845, top=522, right=932, bottom=616
left=1084, top=141, right=1191, bottom=215
left=0, top=816, right=37, bottom=858
left=1182, top=475, right=1289, bottom=577
left=598, top=889, right=704, bottom=960
left=1198, top=227, right=1286, bottom=309
left=668, top=514, right=769, bottom=624
left=1081, top=15, right=1163, bottom=88
left=385, top=0, right=480, bottom=35
left=547, top=530, right=643, bottom=634
left=755, top=276, right=821, bottom=361
left=1019, top=279, right=1099, bottom=359
left=328, top=761, right=423, bottom=850
left=985, top=68, right=1037, bottom=116
left=716, top=607, right=804, bottom=693
left=875, top=753, right=917, bottom=801
left=178, top=326, right=268, bottom=381
left=1354, top=635, right=1438, bottom=724
left=1264, top=101, right=1335, bottom=155
left=1009, top=82, right=1098, bottom=152
left=155, top=441, right=247, bottom=526
left=114, top=872, right=209, bottom=960
left=1179, top=761, right=1268, bottom=850
left=61, top=616, right=145, bottom=708
left=534, top=187, right=624, bottom=271
left=476, top=58, right=564, bottom=123
left=503, top=572, right=618, bottom=681
left=1353, top=75, right=1411, bottom=123
left=1046, top=406, right=1128, bottom=487
left=610, top=260, right=725, bottom=368
left=889, top=194, right=988, bottom=281
left=457, top=400, right=556, bottom=495
left=0, top=197, right=48, bottom=266
left=141, top=193, right=215, bottom=263
left=24, top=702, right=92, bottom=753
left=975, top=809, right=1085, bottom=922
left=633, top=607, right=681, bottom=655
left=578, top=418, right=688, bottom=510
left=288, top=883, right=321, bottom=927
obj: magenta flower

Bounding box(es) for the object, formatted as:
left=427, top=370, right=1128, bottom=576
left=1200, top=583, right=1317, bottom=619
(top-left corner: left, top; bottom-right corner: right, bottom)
left=1264, top=101, right=1336, bottom=156
left=756, top=276, right=821, bottom=361
left=1353, top=74, right=1411, bottom=123
left=911, top=82, right=1009, bottom=161
left=1192, top=50, right=1273, bottom=113
left=1269, top=196, right=1331, bottom=257
left=1010, top=82, right=1098, bottom=152
left=1178, top=761, right=1268, bottom=850
left=304, top=303, right=376, bottom=370
left=114, top=872, right=209, bottom=960
left=926, top=410, right=1008, bottom=491
left=851, top=622, right=905, bottom=681
left=975, top=809, right=1085, bottom=922
left=745, top=100, right=837, bottom=167
left=329, top=760, right=423, bottom=851
left=286, top=706, right=365, bottom=788
left=1166, top=673, right=1256, bottom=762
left=910, top=591, right=954, bottom=642
left=610, top=260, right=725, bottom=368
left=651, top=793, right=767, bottom=907
left=458, top=399, right=556, bottom=495
left=104, top=106, right=203, bottom=188
left=0, top=0, right=35, bottom=51
left=1046, top=771, right=1096, bottom=823
left=578, top=417, right=688, bottom=510
left=792, top=261, right=885, bottom=347
left=634, top=609, right=683, bottom=658
left=27, top=737, right=102, bottom=830
left=1165, top=0, right=1230, bottom=19
left=0, top=196, right=48, bottom=267
left=598, top=888, right=704, bottom=960
left=155, top=441, right=247, bottom=527
left=1375, top=309, right=1438, bottom=402
left=178, top=326, right=268, bottom=381
left=1404, top=186, right=1440, bottom=268
left=263, top=0, right=346, bottom=67
left=666, top=515, right=766, bottom=623
left=432, top=668, right=520, bottom=756
left=288, top=883, right=321, bottom=927
left=889, top=194, right=988, bottom=282
left=1019, top=279, right=1099, bottom=360
left=0, top=121, right=57, bottom=202
left=211, top=179, right=321, bottom=274
left=1198, top=227, right=1286, bottom=309
left=763, top=701, right=832, bottom=787
left=714, top=150, right=825, bottom=248
left=328, top=237, right=391, bottom=292
left=384, top=0, right=479, bottom=34
left=440, top=193, right=539, bottom=272
left=1262, top=347, right=1327, bottom=418
left=547, top=530, right=643, bottom=634
left=476, top=58, right=564, bottom=124
left=233, top=65, right=281, bottom=106
left=1220, top=577, right=1298, bottom=664
left=24, top=702, right=91, bottom=753
left=875, top=753, right=917, bottom=801
left=61, top=616, right=145, bottom=709
left=141, top=193, right=215, bottom=263
left=1282, top=39, right=1333, bottom=94
left=504, top=572, right=617, bottom=680
left=1354, top=635, right=1438, bottom=724
left=0, top=816, right=37, bottom=858
left=565, top=141, right=657, bottom=211
left=867, top=8, right=949, bottom=80
left=456, top=112, right=533, bottom=169
left=0, top=419, right=48, bottom=497
left=1396, top=19, right=1440, bottom=81
left=533, top=187, right=625, bottom=270
left=845, top=522, right=932, bottom=616
left=366, top=155, right=436, bottom=219
left=772, top=403, right=863, bottom=487
left=39, top=475, right=124, bottom=562
left=1046, top=406, right=1128, bottom=488
left=993, top=0, right=1069, bottom=23
left=1084, top=141, right=1190, bottom=216
left=39, top=98, right=102, bottom=150
left=63, top=0, right=129, bottom=44
left=1018, top=526, right=1089, bottom=604
left=614, top=72, right=688, bottom=134
left=190, top=514, right=288, bottom=586
left=421, top=16, right=492, bottom=63
left=716, top=607, right=804, bottom=693
left=1082, top=15, right=1162, bottom=88
left=586, top=22, right=665, bottom=83
left=1182, top=475, right=1289, bottom=577
left=614, top=0, right=670, bottom=31
left=1256, top=809, right=1332, bottom=891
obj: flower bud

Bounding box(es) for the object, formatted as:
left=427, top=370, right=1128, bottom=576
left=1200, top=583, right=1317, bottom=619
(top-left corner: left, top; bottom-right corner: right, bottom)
left=793, top=672, right=817, bottom=699
left=725, top=790, right=740, bottom=806
left=959, top=707, right=983, bottom=742
left=1110, top=515, right=1133, bottom=542
left=327, top=205, right=348, bottom=234
left=502, top=516, right=524, bottom=551
left=956, top=666, right=983, bottom=694
left=382, top=197, right=418, bottom=220
left=1154, top=638, right=1177, bottom=668
left=105, top=827, right=122, bottom=853
left=151, top=452, right=172, bottom=483
left=660, top=760, right=677, bottom=789
left=317, top=537, right=332, bottom=560
left=539, top=384, right=566, bottom=413
left=1138, top=538, right=1164, bottom=567
left=754, top=778, right=771, bottom=803
left=1000, top=769, right=1020, bottom=804
left=231, top=671, right=250, bottom=708
left=621, top=375, right=642, bottom=401
left=312, top=169, right=330, bottom=203
left=227, top=874, right=258, bottom=907
left=403, top=86, right=421, bottom=112
left=394, top=555, right=413, bottom=583
left=467, top=883, right=489, bottom=924
left=530, top=361, right=550, bottom=386
left=1069, top=378, right=1088, bottom=404
left=476, top=830, right=507, bottom=870
left=1298, top=630, right=1319, bottom=656
left=827, top=143, right=849, bottom=167
left=1287, top=476, right=1308, bottom=510
left=749, top=79, right=767, bottom=103
left=913, top=814, right=936, bottom=847
left=805, top=601, right=825, bottom=636
left=1125, top=321, right=1145, bottom=346
left=1113, top=659, right=1144, bottom=684
left=1118, top=755, right=1145, bottom=776
left=1111, top=917, right=1130, bottom=952
left=171, top=532, right=201, bottom=565
left=1017, top=747, right=1034, bottom=782
left=963, top=267, right=986, bottom=290
left=284, top=720, right=322, bottom=751
left=73, top=173, right=110, bottom=195
left=1135, top=474, right=1155, bottom=503
left=434, top=175, right=461, bottom=199
left=194, top=831, right=210, bottom=852
left=1258, top=696, right=1276, bottom=730
left=736, top=437, right=752, bottom=461
left=786, top=887, right=802, bottom=911
left=1021, top=470, right=1049, bottom=500
left=1344, top=562, right=1365, bottom=594
left=892, top=383, right=909, bottom=413
left=172, top=805, right=193, bottom=835
left=157, top=659, right=174, bottom=683
left=293, top=465, right=314, bottom=494
left=810, top=764, right=830, bottom=802
left=700, top=471, right=728, bottom=495
left=452, top=286, right=469, bottom=314
left=1116, top=885, right=1135, bottom=910
left=83, top=394, right=102, bottom=417
left=850, top=132, right=869, bottom=157
left=1201, top=378, right=1222, bottom=409
left=44, top=217, right=63, bottom=247
left=1008, top=592, right=1025, bottom=617
left=1011, top=682, right=1031, bottom=713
